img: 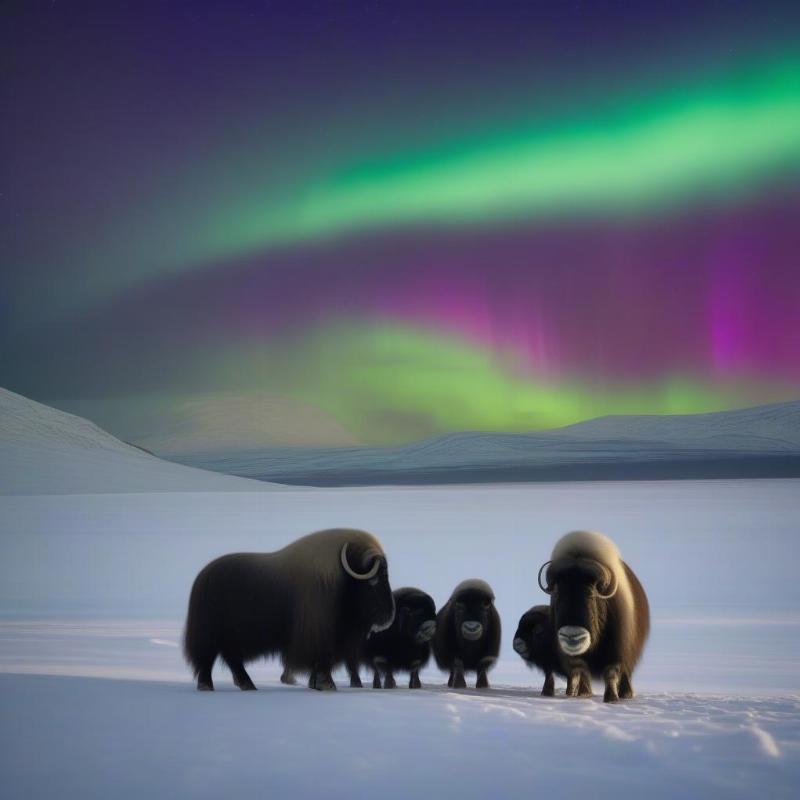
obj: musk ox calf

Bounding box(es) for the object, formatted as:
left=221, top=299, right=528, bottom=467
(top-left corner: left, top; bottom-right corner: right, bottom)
left=433, top=579, right=501, bottom=689
left=351, top=587, right=437, bottom=689
left=512, top=605, right=565, bottom=697
left=538, top=530, right=649, bottom=702
left=184, top=528, right=395, bottom=691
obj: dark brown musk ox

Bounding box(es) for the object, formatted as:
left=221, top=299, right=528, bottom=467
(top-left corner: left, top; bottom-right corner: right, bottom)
left=512, top=605, right=565, bottom=696
left=538, top=530, right=650, bottom=702
left=349, top=587, right=437, bottom=689
left=183, top=528, right=395, bottom=691
left=433, top=579, right=501, bottom=689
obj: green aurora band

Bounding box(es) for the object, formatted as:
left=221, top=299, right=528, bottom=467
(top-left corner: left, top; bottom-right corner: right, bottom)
left=43, top=51, right=800, bottom=322
left=207, top=54, right=800, bottom=260
left=209, top=324, right=787, bottom=442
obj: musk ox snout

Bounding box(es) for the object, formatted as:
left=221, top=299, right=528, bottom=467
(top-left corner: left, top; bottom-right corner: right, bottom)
left=513, top=636, right=529, bottom=656
left=415, top=619, right=436, bottom=643
left=558, top=625, right=591, bottom=656
left=461, top=620, right=484, bottom=640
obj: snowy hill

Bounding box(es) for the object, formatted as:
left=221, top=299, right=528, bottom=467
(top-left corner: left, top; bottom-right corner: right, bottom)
left=0, top=388, right=279, bottom=494
left=166, top=400, right=800, bottom=485
left=558, top=400, right=800, bottom=449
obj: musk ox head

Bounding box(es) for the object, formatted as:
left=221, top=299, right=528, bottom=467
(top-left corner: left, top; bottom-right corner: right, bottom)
left=513, top=605, right=554, bottom=664
left=392, top=588, right=437, bottom=644
left=450, top=579, right=495, bottom=642
left=340, top=541, right=395, bottom=633
left=538, top=547, right=618, bottom=658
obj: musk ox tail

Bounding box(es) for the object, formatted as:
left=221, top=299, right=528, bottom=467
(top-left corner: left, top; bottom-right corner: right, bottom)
left=183, top=568, right=219, bottom=677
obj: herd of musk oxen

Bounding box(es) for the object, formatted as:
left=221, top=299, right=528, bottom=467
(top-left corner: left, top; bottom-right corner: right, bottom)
left=184, top=528, right=650, bottom=702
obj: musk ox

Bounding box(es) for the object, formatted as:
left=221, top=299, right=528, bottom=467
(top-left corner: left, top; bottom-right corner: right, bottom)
left=351, top=587, right=437, bottom=689
left=183, top=528, right=395, bottom=691
left=433, top=579, right=501, bottom=689
left=512, top=605, right=564, bottom=696
left=538, top=530, right=650, bottom=702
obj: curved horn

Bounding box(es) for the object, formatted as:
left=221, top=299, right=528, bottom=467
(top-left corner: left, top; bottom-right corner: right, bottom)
left=595, top=566, right=618, bottom=600
left=340, top=542, right=381, bottom=581
left=537, top=561, right=553, bottom=594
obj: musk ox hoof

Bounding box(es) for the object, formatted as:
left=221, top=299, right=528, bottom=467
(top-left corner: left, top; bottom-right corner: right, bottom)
left=280, top=670, right=297, bottom=686
left=236, top=681, right=257, bottom=691
left=309, top=672, right=337, bottom=691
left=541, top=685, right=555, bottom=697
left=197, top=681, right=214, bottom=692
left=603, top=690, right=620, bottom=703
left=567, top=684, right=592, bottom=698
left=452, top=673, right=467, bottom=689
left=350, top=675, right=363, bottom=688
left=619, top=675, right=634, bottom=699
left=384, top=674, right=397, bottom=689
left=476, top=672, right=489, bottom=689
left=409, top=674, right=421, bottom=689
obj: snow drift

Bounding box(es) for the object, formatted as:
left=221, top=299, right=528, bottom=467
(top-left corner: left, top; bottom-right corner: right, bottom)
left=0, top=387, right=280, bottom=494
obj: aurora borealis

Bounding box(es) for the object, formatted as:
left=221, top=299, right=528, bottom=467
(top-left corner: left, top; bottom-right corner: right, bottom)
left=2, top=2, right=799, bottom=447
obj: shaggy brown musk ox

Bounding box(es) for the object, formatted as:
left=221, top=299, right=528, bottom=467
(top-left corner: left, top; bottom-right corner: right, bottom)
left=539, top=530, right=649, bottom=702
left=433, top=579, right=501, bottom=689
left=184, top=528, right=395, bottom=691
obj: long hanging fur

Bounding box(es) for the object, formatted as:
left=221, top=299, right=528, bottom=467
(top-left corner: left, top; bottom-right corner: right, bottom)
left=547, top=530, right=650, bottom=700
left=183, top=528, right=394, bottom=690
left=432, top=579, right=501, bottom=688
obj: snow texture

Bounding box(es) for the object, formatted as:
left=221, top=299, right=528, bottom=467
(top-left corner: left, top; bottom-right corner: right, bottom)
left=0, top=387, right=282, bottom=494
left=0, top=390, right=799, bottom=797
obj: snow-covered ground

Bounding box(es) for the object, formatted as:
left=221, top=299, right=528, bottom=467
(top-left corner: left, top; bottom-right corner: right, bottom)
left=1, top=477, right=799, bottom=798
left=0, top=387, right=279, bottom=493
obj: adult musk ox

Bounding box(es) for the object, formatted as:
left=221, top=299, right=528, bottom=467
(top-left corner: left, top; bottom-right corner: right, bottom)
left=351, top=587, right=437, bottom=689
left=433, top=579, right=501, bottom=689
left=184, top=528, right=395, bottom=691
left=538, top=530, right=649, bottom=702
left=512, top=605, right=564, bottom=697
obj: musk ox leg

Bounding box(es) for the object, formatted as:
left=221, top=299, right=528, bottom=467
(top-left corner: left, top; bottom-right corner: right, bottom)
left=567, top=666, right=592, bottom=698
left=372, top=669, right=382, bottom=689
left=619, top=671, right=634, bottom=700
left=566, top=672, right=579, bottom=697
left=280, top=668, right=297, bottom=685
left=233, top=670, right=256, bottom=691
left=541, top=671, right=555, bottom=697
left=384, top=670, right=397, bottom=689
left=409, top=668, right=422, bottom=689
left=452, top=659, right=467, bottom=689
left=309, top=666, right=337, bottom=691
left=196, top=667, right=214, bottom=691
left=603, top=664, right=622, bottom=703
left=447, top=670, right=454, bottom=688
left=347, top=660, right=363, bottom=688
left=476, top=657, right=494, bottom=689
left=223, top=656, right=256, bottom=691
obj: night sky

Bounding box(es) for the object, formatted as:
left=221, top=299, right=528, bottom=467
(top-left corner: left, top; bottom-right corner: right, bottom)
left=2, top=1, right=799, bottom=446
